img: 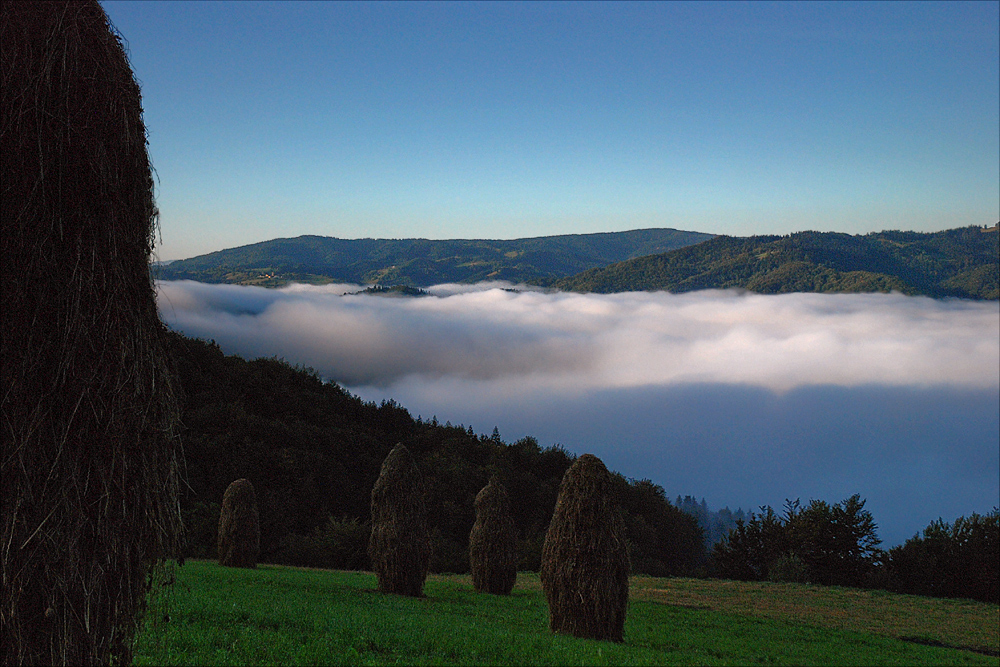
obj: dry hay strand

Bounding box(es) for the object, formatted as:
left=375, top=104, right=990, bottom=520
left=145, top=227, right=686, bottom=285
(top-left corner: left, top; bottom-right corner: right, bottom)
left=217, top=479, right=260, bottom=568
left=1, top=2, right=182, bottom=664
left=540, top=454, right=630, bottom=642
left=469, top=476, right=518, bottom=595
left=368, top=443, right=430, bottom=597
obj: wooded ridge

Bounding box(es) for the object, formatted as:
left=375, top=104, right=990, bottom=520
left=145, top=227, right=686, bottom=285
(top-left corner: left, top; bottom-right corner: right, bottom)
left=155, top=228, right=713, bottom=287
left=157, top=225, right=998, bottom=299
left=553, top=225, right=999, bottom=299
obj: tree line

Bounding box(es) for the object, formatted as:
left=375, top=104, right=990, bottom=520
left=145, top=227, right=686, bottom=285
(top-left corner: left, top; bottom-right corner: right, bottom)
left=674, top=495, right=747, bottom=548
left=710, top=497, right=998, bottom=604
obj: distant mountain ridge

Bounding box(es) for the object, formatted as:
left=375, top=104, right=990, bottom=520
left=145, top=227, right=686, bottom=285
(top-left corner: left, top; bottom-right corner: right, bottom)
left=553, top=226, right=999, bottom=300
left=157, top=225, right=998, bottom=299
left=156, top=228, right=714, bottom=287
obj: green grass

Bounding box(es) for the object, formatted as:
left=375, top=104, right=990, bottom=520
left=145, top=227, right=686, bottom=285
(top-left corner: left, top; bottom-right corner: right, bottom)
left=137, top=561, right=999, bottom=666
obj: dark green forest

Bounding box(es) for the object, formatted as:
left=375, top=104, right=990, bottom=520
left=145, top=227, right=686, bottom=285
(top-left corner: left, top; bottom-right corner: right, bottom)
left=156, top=228, right=712, bottom=287
left=553, top=225, right=999, bottom=300
left=710, top=499, right=999, bottom=604
left=168, top=331, right=705, bottom=577
left=167, top=331, right=999, bottom=603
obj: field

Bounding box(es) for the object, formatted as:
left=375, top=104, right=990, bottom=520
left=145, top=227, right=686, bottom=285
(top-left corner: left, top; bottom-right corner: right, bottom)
left=137, top=560, right=999, bottom=666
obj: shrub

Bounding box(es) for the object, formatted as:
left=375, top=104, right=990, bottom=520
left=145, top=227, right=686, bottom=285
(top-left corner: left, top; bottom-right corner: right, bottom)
left=218, top=479, right=260, bottom=568
left=768, top=553, right=810, bottom=584
left=1, top=2, right=182, bottom=664
left=517, top=536, right=545, bottom=572
left=540, top=454, right=629, bottom=642
left=368, top=444, right=430, bottom=596
left=272, top=517, right=372, bottom=571
left=312, top=516, right=371, bottom=571
left=469, top=477, right=518, bottom=595
left=429, top=528, right=469, bottom=575
left=183, top=501, right=222, bottom=559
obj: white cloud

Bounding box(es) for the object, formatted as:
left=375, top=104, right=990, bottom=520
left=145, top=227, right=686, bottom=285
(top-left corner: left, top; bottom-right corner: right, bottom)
left=154, top=280, right=1000, bottom=546
left=156, top=280, right=998, bottom=392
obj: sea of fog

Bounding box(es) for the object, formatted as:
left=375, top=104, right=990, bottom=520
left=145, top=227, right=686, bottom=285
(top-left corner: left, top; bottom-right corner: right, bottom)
left=157, top=280, right=1000, bottom=547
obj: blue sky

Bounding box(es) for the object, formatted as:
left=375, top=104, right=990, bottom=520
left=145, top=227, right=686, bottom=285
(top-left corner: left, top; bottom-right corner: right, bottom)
left=102, top=1, right=1000, bottom=261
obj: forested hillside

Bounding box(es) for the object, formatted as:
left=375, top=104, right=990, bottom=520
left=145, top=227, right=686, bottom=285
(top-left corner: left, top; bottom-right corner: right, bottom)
left=553, top=226, right=999, bottom=299
left=167, top=332, right=705, bottom=576
left=165, top=332, right=999, bottom=601
left=156, top=228, right=713, bottom=287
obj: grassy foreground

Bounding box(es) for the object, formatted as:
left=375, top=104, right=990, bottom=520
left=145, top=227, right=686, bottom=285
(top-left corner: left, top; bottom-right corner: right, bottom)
left=137, top=560, right=998, bottom=666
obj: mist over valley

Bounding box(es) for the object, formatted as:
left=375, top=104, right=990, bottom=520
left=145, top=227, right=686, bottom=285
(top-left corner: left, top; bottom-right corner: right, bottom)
left=157, top=279, right=1000, bottom=547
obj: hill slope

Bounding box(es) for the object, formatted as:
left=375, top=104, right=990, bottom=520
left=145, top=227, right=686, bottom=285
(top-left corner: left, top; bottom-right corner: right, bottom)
left=553, top=226, right=999, bottom=299
left=166, top=332, right=704, bottom=576
left=156, top=228, right=714, bottom=287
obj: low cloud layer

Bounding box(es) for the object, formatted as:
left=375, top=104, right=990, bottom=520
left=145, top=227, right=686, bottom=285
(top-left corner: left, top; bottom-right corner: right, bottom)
left=157, top=280, right=998, bottom=392
left=156, top=280, right=1000, bottom=546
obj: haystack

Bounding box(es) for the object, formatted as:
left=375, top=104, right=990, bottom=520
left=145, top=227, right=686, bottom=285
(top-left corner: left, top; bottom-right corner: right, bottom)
left=469, top=477, right=518, bottom=595
left=368, top=443, right=430, bottom=596
left=1, top=2, right=182, bottom=664
left=540, top=454, right=629, bottom=642
left=217, top=479, right=261, bottom=568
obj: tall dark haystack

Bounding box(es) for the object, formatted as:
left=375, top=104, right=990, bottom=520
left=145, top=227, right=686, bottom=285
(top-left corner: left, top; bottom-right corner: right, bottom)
left=368, top=443, right=430, bottom=597
left=217, top=479, right=260, bottom=568
left=469, top=476, right=518, bottom=595
left=540, top=454, right=630, bottom=643
left=1, top=2, right=182, bottom=665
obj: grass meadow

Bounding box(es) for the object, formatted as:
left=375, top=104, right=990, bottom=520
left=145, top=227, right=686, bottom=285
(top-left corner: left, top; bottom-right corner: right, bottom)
left=137, top=560, right=999, bottom=666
